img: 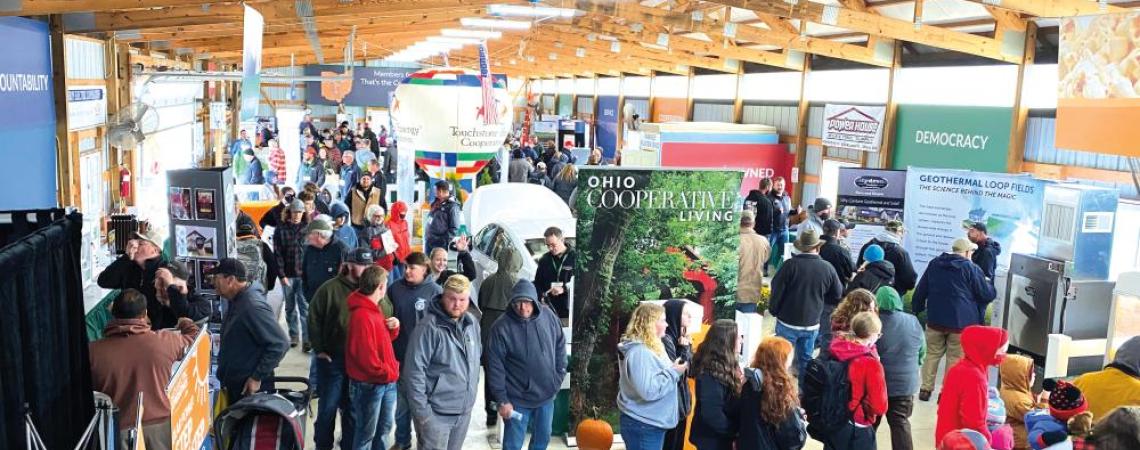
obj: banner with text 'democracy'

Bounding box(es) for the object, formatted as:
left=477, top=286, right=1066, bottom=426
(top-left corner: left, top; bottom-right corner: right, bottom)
left=570, top=167, right=742, bottom=433
left=903, top=167, right=1048, bottom=277
left=892, top=104, right=1013, bottom=173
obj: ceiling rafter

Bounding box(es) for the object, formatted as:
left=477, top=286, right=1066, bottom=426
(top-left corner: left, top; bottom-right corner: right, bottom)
left=0, top=0, right=261, bottom=16
left=706, top=0, right=1023, bottom=63
left=172, top=21, right=464, bottom=53
left=963, top=0, right=1123, bottom=18
left=518, top=38, right=692, bottom=75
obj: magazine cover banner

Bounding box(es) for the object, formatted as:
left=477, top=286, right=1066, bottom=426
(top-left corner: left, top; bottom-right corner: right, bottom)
left=903, top=167, right=1048, bottom=276
left=570, top=167, right=742, bottom=432
left=837, top=168, right=906, bottom=256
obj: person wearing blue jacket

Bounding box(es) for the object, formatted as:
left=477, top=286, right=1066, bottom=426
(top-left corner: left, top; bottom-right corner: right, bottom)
left=617, top=302, right=689, bottom=450
left=210, top=258, right=289, bottom=402
left=912, top=238, right=997, bottom=402
left=301, top=220, right=349, bottom=303
left=339, top=151, right=360, bottom=201
left=329, top=201, right=358, bottom=249
left=487, top=280, right=567, bottom=450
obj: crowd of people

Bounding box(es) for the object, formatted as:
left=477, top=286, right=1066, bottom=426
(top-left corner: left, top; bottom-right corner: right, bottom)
left=88, top=117, right=1140, bottom=450
left=611, top=176, right=1140, bottom=450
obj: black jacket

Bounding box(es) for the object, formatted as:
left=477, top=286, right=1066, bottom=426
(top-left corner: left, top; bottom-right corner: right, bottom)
left=486, top=285, right=567, bottom=409
left=534, top=248, right=576, bottom=319
left=663, top=300, right=694, bottom=420
left=301, top=239, right=348, bottom=301
left=98, top=256, right=175, bottom=329
left=744, top=190, right=775, bottom=236
left=737, top=368, right=807, bottom=450
left=259, top=202, right=286, bottom=230
left=768, top=253, right=844, bottom=328
left=819, top=236, right=855, bottom=289
left=166, top=286, right=212, bottom=322
left=847, top=260, right=896, bottom=295
left=857, top=237, right=917, bottom=296
left=690, top=373, right=740, bottom=449
left=389, top=278, right=444, bottom=362
left=216, top=283, right=289, bottom=394
left=972, top=238, right=1001, bottom=282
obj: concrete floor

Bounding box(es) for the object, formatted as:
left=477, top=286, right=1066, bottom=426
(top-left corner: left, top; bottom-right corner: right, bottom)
left=265, top=283, right=946, bottom=450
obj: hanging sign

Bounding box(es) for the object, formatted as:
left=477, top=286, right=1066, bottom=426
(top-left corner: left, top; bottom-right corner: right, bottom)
left=67, top=86, right=106, bottom=131
left=238, top=5, right=263, bottom=122
left=822, top=104, right=886, bottom=152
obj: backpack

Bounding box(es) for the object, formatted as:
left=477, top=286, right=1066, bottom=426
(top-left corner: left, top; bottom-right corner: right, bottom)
left=801, top=355, right=854, bottom=442
left=236, top=239, right=267, bottom=286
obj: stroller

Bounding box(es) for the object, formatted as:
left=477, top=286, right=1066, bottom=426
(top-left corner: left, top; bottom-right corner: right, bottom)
left=214, top=377, right=311, bottom=450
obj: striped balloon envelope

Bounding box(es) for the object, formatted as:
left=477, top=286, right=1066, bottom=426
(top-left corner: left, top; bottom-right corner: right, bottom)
left=391, top=67, right=512, bottom=181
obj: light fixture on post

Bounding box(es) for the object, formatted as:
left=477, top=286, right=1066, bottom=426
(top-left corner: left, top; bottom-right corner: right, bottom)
left=487, top=4, right=580, bottom=18
left=460, top=17, right=533, bottom=30
left=441, top=28, right=502, bottom=39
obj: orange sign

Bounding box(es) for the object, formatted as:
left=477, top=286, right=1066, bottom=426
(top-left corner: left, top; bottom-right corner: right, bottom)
left=652, top=97, right=688, bottom=123
left=1056, top=12, right=1140, bottom=157
left=167, top=333, right=212, bottom=450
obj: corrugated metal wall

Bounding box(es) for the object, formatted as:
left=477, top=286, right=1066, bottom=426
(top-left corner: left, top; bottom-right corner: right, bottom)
left=65, top=37, right=106, bottom=79
left=624, top=98, right=649, bottom=119
left=577, top=96, right=594, bottom=115
left=741, top=104, right=798, bottom=135
left=1024, top=116, right=1139, bottom=197
left=692, top=102, right=733, bottom=122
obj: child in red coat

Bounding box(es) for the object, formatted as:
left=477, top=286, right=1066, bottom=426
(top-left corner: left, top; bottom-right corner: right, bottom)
left=827, top=311, right=889, bottom=450
left=936, top=325, right=1011, bottom=445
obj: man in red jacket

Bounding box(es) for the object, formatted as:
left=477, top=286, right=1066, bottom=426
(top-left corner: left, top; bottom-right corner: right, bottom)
left=935, top=325, right=1009, bottom=445
left=346, top=264, right=401, bottom=450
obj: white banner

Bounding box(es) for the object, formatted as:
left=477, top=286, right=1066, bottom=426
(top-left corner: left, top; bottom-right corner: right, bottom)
left=66, top=86, right=106, bottom=131
left=822, top=104, right=886, bottom=152
left=239, top=5, right=263, bottom=122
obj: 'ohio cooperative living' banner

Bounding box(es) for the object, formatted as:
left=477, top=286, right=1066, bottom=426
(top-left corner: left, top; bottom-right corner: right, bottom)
left=571, top=168, right=742, bottom=432
left=892, top=104, right=1013, bottom=173
left=1056, top=12, right=1140, bottom=157
left=0, top=17, right=55, bottom=210
left=903, top=167, right=1048, bottom=277
left=837, top=168, right=906, bottom=257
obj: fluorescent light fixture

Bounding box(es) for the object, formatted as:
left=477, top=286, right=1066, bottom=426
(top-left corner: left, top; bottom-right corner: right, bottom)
left=441, top=28, right=502, bottom=39
left=427, top=36, right=482, bottom=45
left=575, top=47, right=586, bottom=58
left=487, top=4, right=579, bottom=18
left=460, top=17, right=532, bottom=30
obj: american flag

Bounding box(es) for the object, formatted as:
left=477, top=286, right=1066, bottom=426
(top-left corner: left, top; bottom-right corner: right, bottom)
left=478, top=42, right=497, bottom=125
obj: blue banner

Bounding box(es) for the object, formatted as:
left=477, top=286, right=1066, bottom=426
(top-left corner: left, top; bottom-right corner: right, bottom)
left=0, top=17, right=55, bottom=210
left=903, top=167, right=1049, bottom=277
left=595, top=95, right=619, bottom=159
left=305, top=65, right=508, bottom=107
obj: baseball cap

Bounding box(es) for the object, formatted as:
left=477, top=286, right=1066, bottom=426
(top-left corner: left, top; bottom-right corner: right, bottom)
left=205, top=258, right=247, bottom=281
left=305, top=219, right=333, bottom=234
left=886, top=220, right=905, bottom=233
left=237, top=221, right=256, bottom=237
left=823, top=219, right=844, bottom=235
left=813, top=197, right=832, bottom=212
left=952, top=238, right=979, bottom=253
left=133, top=228, right=164, bottom=249
left=839, top=219, right=856, bottom=230
left=966, top=221, right=988, bottom=234
left=346, top=248, right=375, bottom=265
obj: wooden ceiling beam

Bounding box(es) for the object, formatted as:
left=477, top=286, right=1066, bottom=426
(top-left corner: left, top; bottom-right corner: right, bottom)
left=530, top=25, right=736, bottom=74
left=580, top=1, right=891, bottom=68
left=0, top=0, right=254, bottom=16
left=708, top=0, right=1023, bottom=64
left=86, top=0, right=514, bottom=32
left=175, top=22, right=462, bottom=53
left=515, top=41, right=688, bottom=75
left=963, top=0, right=1123, bottom=18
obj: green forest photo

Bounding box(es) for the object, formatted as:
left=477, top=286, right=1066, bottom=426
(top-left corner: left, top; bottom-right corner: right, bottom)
left=570, top=168, right=743, bottom=432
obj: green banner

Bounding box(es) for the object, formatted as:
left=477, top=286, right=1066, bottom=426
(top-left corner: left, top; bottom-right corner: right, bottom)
left=557, top=94, right=573, bottom=117
left=570, top=167, right=742, bottom=432
left=892, top=104, right=1013, bottom=173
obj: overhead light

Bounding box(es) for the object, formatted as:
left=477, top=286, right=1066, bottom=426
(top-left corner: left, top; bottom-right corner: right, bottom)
left=549, top=52, right=557, bottom=60
left=576, top=47, right=586, bottom=58
left=441, top=28, right=502, bottom=39
left=427, top=36, right=483, bottom=45
left=610, top=41, right=621, bottom=53
left=487, top=4, right=579, bottom=18
left=460, top=17, right=532, bottom=30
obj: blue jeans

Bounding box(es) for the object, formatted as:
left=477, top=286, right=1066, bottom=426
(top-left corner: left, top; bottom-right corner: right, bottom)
left=735, top=302, right=758, bottom=314
left=775, top=321, right=819, bottom=378
left=619, top=413, right=666, bottom=450
left=283, top=277, right=308, bottom=341
left=349, top=381, right=396, bottom=450
left=314, top=355, right=354, bottom=450
left=394, top=380, right=412, bottom=449
left=502, top=401, right=555, bottom=450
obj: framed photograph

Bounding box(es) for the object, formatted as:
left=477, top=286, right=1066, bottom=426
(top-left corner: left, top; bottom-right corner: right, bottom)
left=175, top=224, right=218, bottom=259
left=195, top=188, right=217, bottom=221
left=177, top=257, right=197, bottom=290
left=168, top=187, right=192, bottom=220
left=198, top=260, right=218, bottom=290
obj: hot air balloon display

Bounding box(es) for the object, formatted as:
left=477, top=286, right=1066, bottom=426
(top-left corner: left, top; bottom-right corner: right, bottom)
left=391, top=61, right=512, bottom=183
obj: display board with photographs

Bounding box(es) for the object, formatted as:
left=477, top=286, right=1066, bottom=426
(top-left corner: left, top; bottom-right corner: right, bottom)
left=167, top=167, right=236, bottom=293
left=175, top=225, right=218, bottom=259
left=195, top=189, right=216, bottom=221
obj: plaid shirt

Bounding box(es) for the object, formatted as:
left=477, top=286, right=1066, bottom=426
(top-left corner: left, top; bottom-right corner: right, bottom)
left=273, top=220, right=307, bottom=278
left=1072, top=437, right=1094, bottom=450
left=268, top=147, right=286, bottom=183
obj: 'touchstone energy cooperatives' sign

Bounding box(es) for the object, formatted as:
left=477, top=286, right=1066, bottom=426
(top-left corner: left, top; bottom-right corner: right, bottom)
left=892, top=104, right=1013, bottom=173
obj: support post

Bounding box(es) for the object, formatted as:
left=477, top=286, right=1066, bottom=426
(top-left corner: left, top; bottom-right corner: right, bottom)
left=1007, top=22, right=1038, bottom=174
left=876, top=41, right=904, bottom=170
left=49, top=16, right=76, bottom=207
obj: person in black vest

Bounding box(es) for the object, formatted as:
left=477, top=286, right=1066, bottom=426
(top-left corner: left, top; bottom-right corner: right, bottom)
left=820, top=219, right=855, bottom=291
left=857, top=220, right=918, bottom=296
left=533, top=226, right=576, bottom=320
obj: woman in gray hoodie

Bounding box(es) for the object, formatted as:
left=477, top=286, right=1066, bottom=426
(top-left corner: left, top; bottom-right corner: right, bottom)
left=617, top=302, right=690, bottom=450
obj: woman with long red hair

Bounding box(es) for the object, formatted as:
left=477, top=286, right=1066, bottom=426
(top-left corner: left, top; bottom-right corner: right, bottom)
left=737, top=337, right=808, bottom=449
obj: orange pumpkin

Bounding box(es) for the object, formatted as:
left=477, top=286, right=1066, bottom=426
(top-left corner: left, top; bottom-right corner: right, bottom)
left=576, top=418, right=614, bottom=450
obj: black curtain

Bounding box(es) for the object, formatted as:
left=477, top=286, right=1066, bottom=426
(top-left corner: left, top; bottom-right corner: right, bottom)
left=0, top=211, right=94, bottom=450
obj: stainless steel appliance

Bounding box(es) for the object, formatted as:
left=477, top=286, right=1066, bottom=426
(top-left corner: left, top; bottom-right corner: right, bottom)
left=1004, top=253, right=1115, bottom=375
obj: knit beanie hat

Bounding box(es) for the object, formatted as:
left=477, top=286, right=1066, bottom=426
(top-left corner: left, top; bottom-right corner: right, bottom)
left=1044, top=379, right=1089, bottom=422
left=987, top=386, right=1007, bottom=430
left=940, top=429, right=991, bottom=450
left=990, top=424, right=1015, bottom=450
left=863, top=244, right=885, bottom=263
